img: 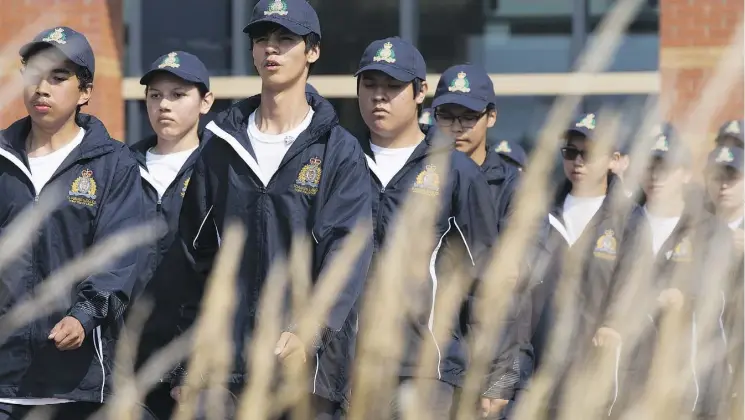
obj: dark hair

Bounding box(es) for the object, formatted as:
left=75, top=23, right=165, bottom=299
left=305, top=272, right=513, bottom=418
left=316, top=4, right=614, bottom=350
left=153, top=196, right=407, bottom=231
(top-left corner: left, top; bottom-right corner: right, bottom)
left=21, top=44, right=93, bottom=112
left=247, top=22, right=321, bottom=76
left=144, top=80, right=209, bottom=98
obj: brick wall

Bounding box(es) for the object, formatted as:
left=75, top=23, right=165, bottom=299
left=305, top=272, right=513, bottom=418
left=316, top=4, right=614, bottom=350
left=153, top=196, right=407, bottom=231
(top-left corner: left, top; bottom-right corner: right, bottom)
left=660, top=0, right=744, bottom=135
left=0, top=0, right=124, bottom=140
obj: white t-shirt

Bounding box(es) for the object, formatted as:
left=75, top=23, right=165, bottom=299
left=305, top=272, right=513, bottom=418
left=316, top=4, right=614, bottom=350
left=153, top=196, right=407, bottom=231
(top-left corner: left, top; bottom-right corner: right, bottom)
left=369, top=142, right=418, bottom=188
left=248, top=108, right=314, bottom=186
left=644, top=206, right=681, bottom=256
left=28, top=128, right=85, bottom=195
left=145, top=146, right=197, bottom=198
left=1, top=128, right=85, bottom=406
left=562, top=194, right=605, bottom=246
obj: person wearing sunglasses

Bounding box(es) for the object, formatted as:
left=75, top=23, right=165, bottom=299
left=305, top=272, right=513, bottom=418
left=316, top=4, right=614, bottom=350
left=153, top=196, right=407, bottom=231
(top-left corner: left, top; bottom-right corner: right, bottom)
left=530, top=113, right=646, bottom=418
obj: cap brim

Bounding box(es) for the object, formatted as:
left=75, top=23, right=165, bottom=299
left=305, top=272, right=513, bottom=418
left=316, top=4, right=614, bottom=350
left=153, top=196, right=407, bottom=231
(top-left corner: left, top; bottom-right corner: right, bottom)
left=431, top=93, right=489, bottom=112
left=354, top=64, right=416, bottom=82
left=139, top=68, right=208, bottom=90
left=243, top=17, right=313, bottom=36
left=19, top=41, right=87, bottom=69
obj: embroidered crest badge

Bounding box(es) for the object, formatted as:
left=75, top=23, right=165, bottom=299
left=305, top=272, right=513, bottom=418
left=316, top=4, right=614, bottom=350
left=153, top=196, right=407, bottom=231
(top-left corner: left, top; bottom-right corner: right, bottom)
left=670, top=237, right=692, bottom=262
left=42, top=28, right=67, bottom=45
left=158, top=52, right=180, bottom=69
left=593, top=229, right=617, bottom=260
left=411, top=164, right=441, bottom=197
left=419, top=111, right=432, bottom=125
left=716, top=147, right=734, bottom=163
left=575, top=113, right=596, bottom=130
left=264, top=0, right=289, bottom=15
left=68, top=169, right=98, bottom=207
left=448, top=72, right=471, bottom=93
left=495, top=140, right=512, bottom=154
left=373, top=42, right=396, bottom=64
left=181, top=177, right=190, bottom=198
left=293, top=157, right=322, bottom=195
left=652, top=135, right=669, bottom=152
left=725, top=120, right=741, bottom=135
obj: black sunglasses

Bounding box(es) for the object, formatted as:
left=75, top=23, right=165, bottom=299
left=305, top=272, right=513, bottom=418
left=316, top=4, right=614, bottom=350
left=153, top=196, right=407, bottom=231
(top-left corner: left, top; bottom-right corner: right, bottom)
left=561, top=147, right=589, bottom=161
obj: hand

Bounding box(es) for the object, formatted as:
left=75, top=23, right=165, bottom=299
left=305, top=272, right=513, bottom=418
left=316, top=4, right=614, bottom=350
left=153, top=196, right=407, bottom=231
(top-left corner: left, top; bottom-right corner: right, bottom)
left=592, top=327, right=621, bottom=347
left=733, top=228, right=744, bottom=254
left=48, top=316, right=85, bottom=350
left=480, top=398, right=508, bottom=418
left=170, top=385, right=183, bottom=401
left=657, top=288, right=684, bottom=310
left=274, top=332, right=306, bottom=364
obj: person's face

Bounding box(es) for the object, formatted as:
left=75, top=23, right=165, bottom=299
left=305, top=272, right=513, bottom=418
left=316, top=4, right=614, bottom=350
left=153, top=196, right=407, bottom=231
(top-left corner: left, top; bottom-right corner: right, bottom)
left=22, top=48, right=91, bottom=129
left=434, top=104, right=496, bottom=155
left=357, top=71, right=426, bottom=137
left=706, top=166, right=744, bottom=212
left=561, top=135, right=612, bottom=186
left=146, top=73, right=214, bottom=142
left=252, top=26, right=319, bottom=88
left=642, top=157, right=690, bottom=204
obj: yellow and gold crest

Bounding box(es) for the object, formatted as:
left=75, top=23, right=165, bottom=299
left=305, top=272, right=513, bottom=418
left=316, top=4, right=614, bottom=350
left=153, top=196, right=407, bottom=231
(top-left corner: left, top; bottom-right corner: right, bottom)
left=725, top=120, right=741, bottom=135
left=716, top=147, right=734, bottom=163
left=671, top=237, right=692, bottom=262
left=448, top=72, right=471, bottom=93
left=593, top=229, right=617, bottom=260
left=181, top=177, right=190, bottom=198
left=293, top=157, right=322, bottom=195
left=652, top=135, right=669, bottom=152
left=495, top=140, right=512, bottom=154
left=158, top=52, right=180, bottom=69
left=42, top=28, right=67, bottom=45
left=373, top=42, right=396, bottom=64
left=264, top=0, right=289, bottom=16
left=575, top=113, right=596, bottom=130
left=411, top=164, right=440, bottom=197
left=68, top=168, right=98, bottom=207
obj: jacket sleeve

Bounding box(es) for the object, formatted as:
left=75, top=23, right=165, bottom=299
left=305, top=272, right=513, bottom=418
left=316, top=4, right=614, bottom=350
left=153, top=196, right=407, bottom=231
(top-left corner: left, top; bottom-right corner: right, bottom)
left=299, top=135, right=373, bottom=353
left=497, top=171, right=520, bottom=234
left=453, top=169, right=521, bottom=400
left=67, top=152, right=147, bottom=335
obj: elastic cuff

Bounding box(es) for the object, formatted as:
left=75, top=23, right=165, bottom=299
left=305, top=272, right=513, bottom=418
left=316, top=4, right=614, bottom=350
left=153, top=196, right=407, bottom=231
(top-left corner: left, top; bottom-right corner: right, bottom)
left=67, top=306, right=97, bottom=336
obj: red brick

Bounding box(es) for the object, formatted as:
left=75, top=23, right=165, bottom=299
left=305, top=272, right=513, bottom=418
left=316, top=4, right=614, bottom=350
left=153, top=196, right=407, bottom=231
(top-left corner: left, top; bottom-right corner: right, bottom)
left=0, top=0, right=124, bottom=140
left=661, top=0, right=744, bottom=132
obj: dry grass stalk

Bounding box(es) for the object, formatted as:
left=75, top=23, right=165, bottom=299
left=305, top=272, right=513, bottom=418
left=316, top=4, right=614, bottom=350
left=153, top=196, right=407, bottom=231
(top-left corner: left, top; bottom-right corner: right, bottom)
left=173, top=222, right=245, bottom=420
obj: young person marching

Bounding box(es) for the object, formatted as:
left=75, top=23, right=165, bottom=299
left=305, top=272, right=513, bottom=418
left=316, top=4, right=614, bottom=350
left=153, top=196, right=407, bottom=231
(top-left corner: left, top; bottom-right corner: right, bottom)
left=704, top=142, right=744, bottom=416
left=529, top=113, right=646, bottom=417
left=608, top=126, right=733, bottom=418
left=171, top=0, right=374, bottom=418
left=430, top=64, right=519, bottom=235
left=129, top=51, right=214, bottom=420
left=0, top=27, right=146, bottom=419
left=356, top=38, right=517, bottom=419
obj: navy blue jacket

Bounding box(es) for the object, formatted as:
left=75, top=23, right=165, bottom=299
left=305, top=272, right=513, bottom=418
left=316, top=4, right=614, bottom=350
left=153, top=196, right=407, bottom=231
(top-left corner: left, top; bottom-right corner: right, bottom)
left=480, top=148, right=520, bottom=234
left=612, top=196, right=734, bottom=419
left=175, top=93, right=373, bottom=404
left=0, top=114, right=145, bottom=402
left=529, top=175, right=646, bottom=414
left=129, top=136, right=199, bottom=370
left=362, top=127, right=518, bottom=397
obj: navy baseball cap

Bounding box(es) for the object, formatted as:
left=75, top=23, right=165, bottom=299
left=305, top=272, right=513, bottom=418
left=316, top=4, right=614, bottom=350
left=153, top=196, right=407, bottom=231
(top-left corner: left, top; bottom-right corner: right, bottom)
left=243, top=0, right=321, bottom=38
left=565, top=113, right=599, bottom=140
left=715, top=119, right=744, bottom=147
left=140, top=51, right=210, bottom=91
left=432, top=64, right=496, bottom=112
left=494, top=139, right=527, bottom=168
left=649, top=123, right=690, bottom=165
left=708, top=145, right=744, bottom=173
left=355, top=37, right=426, bottom=83
left=20, top=26, right=95, bottom=77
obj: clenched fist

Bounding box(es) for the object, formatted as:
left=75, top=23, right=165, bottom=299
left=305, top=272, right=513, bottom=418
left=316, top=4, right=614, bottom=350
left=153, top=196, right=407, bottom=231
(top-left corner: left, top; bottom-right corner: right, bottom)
left=48, top=316, right=85, bottom=351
